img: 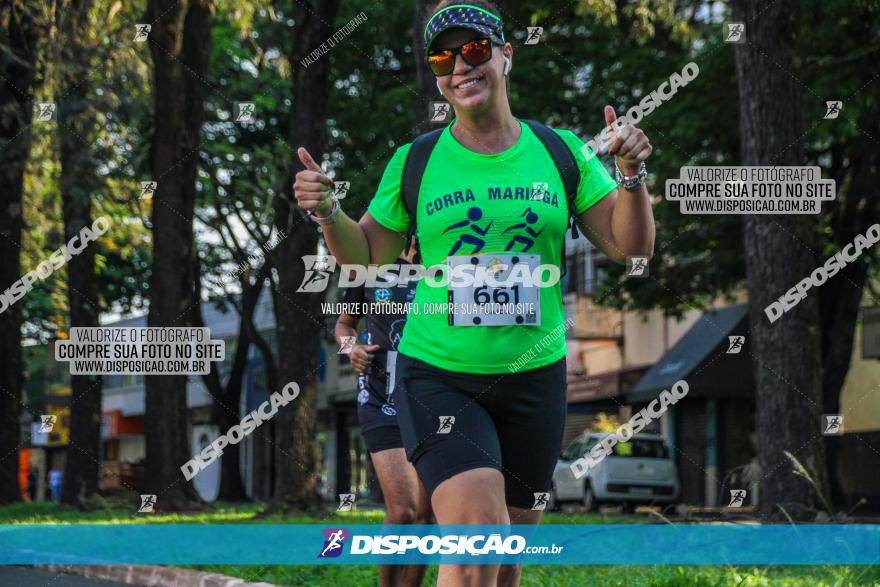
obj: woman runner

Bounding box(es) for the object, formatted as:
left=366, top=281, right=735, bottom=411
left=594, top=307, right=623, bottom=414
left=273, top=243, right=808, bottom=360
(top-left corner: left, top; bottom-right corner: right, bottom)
left=295, top=2, right=655, bottom=584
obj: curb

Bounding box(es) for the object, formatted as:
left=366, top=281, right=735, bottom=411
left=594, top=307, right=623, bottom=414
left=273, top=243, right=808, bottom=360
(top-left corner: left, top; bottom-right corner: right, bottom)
left=34, top=564, right=280, bottom=587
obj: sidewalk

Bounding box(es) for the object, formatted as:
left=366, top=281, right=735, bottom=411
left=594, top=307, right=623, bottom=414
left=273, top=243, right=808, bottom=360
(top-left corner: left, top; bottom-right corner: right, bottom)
left=0, top=567, right=129, bottom=586
left=29, top=565, right=279, bottom=587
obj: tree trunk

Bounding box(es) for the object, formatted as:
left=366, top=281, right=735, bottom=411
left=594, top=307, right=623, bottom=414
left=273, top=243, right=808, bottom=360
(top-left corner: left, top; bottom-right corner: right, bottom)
left=819, top=154, right=878, bottom=507
left=411, top=0, right=437, bottom=137
left=57, top=0, right=104, bottom=507
left=194, top=261, right=267, bottom=502
left=732, top=0, right=829, bottom=518
left=144, top=0, right=213, bottom=509
left=270, top=0, right=340, bottom=511
left=0, top=1, right=40, bottom=505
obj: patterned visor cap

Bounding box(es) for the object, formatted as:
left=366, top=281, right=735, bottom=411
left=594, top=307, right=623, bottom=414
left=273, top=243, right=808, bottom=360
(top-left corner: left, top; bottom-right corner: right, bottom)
left=424, top=4, right=505, bottom=54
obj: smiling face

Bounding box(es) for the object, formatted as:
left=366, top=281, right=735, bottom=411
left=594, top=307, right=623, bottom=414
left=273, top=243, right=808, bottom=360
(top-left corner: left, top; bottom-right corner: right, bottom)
left=431, top=27, right=512, bottom=115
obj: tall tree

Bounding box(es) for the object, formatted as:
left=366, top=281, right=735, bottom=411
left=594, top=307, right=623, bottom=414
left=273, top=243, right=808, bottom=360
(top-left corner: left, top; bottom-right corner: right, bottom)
left=0, top=0, right=41, bottom=504
left=732, top=0, right=828, bottom=517
left=144, top=0, right=214, bottom=509
left=194, top=259, right=271, bottom=502
left=588, top=0, right=878, bottom=508
left=806, top=0, right=880, bottom=506
left=270, top=0, right=341, bottom=511
left=820, top=160, right=878, bottom=506
left=57, top=0, right=105, bottom=506
left=411, top=0, right=436, bottom=137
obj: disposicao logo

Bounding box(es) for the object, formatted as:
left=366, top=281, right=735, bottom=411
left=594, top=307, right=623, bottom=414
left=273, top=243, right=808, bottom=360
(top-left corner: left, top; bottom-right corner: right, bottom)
left=319, top=528, right=348, bottom=558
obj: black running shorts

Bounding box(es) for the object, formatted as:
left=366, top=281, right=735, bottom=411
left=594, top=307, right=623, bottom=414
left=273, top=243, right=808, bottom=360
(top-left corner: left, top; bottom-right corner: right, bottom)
left=356, top=367, right=404, bottom=453
left=394, top=353, right=567, bottom=509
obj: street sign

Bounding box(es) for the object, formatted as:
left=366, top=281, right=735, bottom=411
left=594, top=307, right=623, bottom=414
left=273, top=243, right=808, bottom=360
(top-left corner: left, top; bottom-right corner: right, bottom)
left=862, top=306, right=880, bottom=359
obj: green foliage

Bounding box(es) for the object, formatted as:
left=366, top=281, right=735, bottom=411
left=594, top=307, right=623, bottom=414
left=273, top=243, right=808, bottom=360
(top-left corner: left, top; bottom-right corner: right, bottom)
left=324, top=0, right=421, bottom=217
left=18, top=0, right=869, bottom=333
left=196, top=10, right=295, bottom=293
left=577, top=0, right=693, bottom=45
left=588, top=0, right=879, bottom=315
left=18, top=0, right=153, bottom=341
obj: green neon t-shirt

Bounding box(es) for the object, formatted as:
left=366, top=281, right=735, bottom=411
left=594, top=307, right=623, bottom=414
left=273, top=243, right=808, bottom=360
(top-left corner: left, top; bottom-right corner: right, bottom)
left=367, top=118, right=617, bottom=374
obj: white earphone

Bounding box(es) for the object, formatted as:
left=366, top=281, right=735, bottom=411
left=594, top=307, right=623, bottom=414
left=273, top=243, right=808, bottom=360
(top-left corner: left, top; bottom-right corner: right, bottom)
left=437, top=80, right=443, bottom=95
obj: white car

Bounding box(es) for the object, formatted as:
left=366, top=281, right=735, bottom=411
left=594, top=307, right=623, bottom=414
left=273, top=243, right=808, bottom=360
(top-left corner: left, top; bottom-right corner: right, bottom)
left=551, top=433, right=680, bottom=511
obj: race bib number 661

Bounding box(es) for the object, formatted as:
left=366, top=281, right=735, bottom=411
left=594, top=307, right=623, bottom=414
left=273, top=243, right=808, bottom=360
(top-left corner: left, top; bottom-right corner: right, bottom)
left=447, top=254, right=541, bottom=327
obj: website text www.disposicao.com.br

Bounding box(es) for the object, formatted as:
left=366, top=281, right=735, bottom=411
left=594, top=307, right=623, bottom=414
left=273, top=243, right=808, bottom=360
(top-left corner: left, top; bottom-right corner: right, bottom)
left=318, top=529, right=564, bottom=559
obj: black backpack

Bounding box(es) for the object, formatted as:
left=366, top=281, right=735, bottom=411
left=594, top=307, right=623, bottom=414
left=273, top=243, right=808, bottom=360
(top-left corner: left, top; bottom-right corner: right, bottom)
left=400, top=119, right=582, bottom=275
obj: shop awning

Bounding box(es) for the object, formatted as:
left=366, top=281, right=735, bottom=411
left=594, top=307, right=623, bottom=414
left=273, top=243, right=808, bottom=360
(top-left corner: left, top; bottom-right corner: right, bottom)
left=627, top=304, right=752, bottom=403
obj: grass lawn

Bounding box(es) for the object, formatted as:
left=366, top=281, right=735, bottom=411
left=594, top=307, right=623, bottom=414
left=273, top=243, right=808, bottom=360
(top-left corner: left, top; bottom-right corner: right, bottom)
left=2, top=502, right=878, bottom=586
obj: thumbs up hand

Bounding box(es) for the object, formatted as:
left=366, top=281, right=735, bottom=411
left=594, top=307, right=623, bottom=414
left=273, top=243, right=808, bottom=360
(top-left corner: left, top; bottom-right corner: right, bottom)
left=603, top=105, right=652, bottom=176
left=294, top=147, right=335, bottom=216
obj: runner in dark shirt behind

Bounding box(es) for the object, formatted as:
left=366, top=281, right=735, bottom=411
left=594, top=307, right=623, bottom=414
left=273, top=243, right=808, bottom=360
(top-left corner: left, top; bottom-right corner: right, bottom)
left=334, top=239, right=431, bottom=587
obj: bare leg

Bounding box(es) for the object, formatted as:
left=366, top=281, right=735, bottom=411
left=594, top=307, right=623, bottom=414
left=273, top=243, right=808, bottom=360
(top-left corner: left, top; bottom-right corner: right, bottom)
left=432, top=468, right=509, bottom=587
left=496, top=507, right=542, bottom=587
left=371, top=448, right=431, bottom=587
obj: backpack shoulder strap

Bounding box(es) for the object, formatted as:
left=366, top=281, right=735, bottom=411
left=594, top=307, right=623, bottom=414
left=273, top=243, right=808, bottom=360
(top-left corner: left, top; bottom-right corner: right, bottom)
left=400, top=127, right=445, bottom=255
left=521, top=119, right=582, bottom=239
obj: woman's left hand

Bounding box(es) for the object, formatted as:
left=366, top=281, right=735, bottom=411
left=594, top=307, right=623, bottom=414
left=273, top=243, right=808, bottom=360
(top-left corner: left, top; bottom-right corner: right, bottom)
left=605, top=105, right=653, bottom=176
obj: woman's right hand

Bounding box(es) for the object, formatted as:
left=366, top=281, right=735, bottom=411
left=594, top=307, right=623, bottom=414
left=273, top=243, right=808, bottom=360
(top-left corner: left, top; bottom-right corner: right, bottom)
left=349, top=344, right=381, bottom=374
left=294, top=147, right=335, bottom=216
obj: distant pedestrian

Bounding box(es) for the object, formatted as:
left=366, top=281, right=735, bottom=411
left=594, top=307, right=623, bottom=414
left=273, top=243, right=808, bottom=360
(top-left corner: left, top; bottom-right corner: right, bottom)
left=27, top=466, right=38, bottom=502
left=48, top=469, right=63, bottom=503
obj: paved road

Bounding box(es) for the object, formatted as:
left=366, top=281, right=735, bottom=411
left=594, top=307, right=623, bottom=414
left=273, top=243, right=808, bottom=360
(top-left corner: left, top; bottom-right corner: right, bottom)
left=0, top=567, right=131, bottom=586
